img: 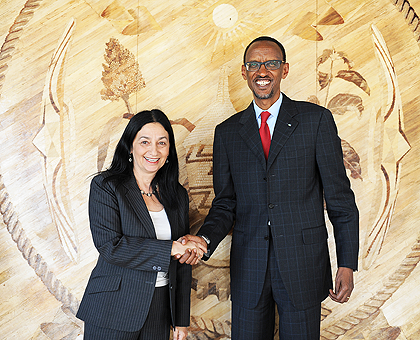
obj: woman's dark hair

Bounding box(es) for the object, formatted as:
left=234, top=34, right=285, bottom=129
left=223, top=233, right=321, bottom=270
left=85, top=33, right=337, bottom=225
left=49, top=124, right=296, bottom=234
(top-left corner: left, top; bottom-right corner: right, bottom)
left=104, top=109, right=180, bottom=209
left=243, top=36, right=286, bottom=64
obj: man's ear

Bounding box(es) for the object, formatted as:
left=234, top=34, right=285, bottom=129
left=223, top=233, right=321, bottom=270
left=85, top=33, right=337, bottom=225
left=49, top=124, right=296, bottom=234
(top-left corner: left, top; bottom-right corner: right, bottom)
left=241, top=64, right=247, bottom=80
left=282, top=63, right=289, bottom=79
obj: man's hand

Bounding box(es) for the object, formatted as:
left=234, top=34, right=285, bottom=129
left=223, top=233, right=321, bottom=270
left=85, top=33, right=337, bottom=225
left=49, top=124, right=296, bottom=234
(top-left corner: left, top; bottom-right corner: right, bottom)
left=171, top=239, right=204, bottom=264
left=329, top=267, right=354, bottom=303
left=173, top=326, right=188, bottom=340
left=173, top=235, right=207, bottom=265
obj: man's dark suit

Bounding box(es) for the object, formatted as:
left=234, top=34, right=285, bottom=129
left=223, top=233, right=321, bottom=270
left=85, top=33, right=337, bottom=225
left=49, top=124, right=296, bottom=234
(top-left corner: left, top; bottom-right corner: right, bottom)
left=76, top=173, right=191, bottom=333
left=199, top=94, right=359, bottom=312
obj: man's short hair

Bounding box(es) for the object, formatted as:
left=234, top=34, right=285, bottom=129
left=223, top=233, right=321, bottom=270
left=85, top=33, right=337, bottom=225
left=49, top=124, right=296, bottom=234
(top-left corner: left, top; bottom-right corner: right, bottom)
left=243, top=36, right=286, bottom=64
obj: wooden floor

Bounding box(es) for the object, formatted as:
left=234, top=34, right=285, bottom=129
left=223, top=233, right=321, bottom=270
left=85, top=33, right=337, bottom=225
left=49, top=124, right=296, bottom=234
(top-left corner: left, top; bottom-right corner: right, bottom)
left=1, top=0, right=420, bottom=339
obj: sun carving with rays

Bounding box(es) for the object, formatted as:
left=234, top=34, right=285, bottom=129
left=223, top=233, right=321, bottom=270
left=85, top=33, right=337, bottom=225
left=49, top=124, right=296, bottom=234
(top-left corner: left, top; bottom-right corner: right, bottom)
left=183, top=0, right=265, bottom=62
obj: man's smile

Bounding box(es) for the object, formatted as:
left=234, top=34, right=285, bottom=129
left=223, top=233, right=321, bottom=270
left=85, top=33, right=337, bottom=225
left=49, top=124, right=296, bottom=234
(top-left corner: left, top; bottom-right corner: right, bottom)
left=255, top=78, right=271, bottom=87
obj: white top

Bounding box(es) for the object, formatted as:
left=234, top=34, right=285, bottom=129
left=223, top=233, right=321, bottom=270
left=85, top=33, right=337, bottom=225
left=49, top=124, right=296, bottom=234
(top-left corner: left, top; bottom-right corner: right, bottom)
left=253, top=92, right=283, bottom=138
left=149, top=208, right=171, bottom=287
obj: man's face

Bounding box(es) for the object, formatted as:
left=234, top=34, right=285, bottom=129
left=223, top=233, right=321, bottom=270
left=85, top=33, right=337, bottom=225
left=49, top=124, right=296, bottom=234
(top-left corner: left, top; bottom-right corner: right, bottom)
left=241, top=40, right=289, bottom=109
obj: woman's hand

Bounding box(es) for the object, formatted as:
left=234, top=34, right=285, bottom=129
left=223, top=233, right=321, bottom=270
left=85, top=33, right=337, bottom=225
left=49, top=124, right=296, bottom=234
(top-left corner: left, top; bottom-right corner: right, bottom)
left=174, top=235, right=208, bottom=265
left=173, top=326, right=188, bottom=340
left=171, top=240, right=204, bottom=259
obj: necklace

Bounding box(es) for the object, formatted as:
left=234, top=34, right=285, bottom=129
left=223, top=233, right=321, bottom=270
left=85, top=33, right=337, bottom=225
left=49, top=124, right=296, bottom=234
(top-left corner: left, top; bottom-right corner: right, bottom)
left=140, top=189, right=154, bottom=197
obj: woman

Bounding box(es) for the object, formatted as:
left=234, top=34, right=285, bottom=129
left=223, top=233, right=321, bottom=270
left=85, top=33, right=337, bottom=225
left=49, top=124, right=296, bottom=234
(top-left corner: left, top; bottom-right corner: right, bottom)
left=76, top=109, right=200, bottom=340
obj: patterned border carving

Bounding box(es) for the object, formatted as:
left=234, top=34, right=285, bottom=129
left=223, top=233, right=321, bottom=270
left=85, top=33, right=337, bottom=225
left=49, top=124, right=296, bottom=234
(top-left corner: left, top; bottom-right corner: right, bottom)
left=0, top=1, right=420, bottom=337
left=0, top=0, right=80, bottom=316
left=391, top=0, right=420, bottom=43
left=0, top=0, right=42, bottom=97
left=0, top=174, right=80, bottom=314
left=321, top=237, right=420, bottom=339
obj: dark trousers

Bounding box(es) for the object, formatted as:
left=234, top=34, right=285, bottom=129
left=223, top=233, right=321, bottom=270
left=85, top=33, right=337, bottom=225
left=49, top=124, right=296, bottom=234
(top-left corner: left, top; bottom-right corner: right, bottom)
left=231, top=238, right=321, bottom=340
left=83, top=286, right=171, bottom=340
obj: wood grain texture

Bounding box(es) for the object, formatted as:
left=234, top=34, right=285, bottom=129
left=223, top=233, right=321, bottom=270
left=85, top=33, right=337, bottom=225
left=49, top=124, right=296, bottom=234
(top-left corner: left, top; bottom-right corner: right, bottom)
left=1, top=1, right=420, bottom=339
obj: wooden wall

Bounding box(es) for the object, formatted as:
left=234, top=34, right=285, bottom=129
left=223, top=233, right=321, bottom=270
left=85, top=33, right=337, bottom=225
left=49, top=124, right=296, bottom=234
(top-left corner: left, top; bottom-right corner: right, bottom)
left=1, top=0, right=420, bottom=339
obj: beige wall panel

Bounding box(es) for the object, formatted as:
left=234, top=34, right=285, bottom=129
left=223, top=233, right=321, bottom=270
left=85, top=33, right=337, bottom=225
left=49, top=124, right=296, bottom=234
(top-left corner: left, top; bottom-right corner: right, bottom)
left=1, top=0, right=420, bottom=339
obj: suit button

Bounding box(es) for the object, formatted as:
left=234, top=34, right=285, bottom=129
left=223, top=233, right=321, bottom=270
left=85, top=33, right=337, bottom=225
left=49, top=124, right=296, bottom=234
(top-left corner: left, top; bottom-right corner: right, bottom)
left=153, top=266, right=157, bottom=270
left=263, top=177, right=267, bottom=181
left=157, top=266, right=161, bottom=271
left=264, top=235, right=269, bottom=240
left=268, top=203, right=274, bottom=209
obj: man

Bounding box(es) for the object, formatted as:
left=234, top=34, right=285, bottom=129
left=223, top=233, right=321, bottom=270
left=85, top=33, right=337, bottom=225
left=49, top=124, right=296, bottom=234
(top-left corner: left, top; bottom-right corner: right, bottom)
left=178, top=36, right=359, bottom=339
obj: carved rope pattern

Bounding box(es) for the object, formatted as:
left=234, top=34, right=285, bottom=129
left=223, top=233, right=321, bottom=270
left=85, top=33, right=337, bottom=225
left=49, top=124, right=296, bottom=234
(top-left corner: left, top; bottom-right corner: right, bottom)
left=0, top=0, right=80, bottom=316
left=0, top=174, right=80, bottom=314
left=0, top=0, right=419, bottom=330
left=0, top=0, right=42, bottom=96
left=320, top=237, right=420, bottom=339
left=391, top=0, right=420, bottom=42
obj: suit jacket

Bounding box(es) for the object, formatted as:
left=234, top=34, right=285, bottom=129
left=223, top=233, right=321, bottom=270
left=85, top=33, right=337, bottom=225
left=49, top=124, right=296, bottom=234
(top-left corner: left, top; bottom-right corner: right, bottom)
left=199, top=94, right=359, bottom=311
left=76, top=173, right=191, bottom=332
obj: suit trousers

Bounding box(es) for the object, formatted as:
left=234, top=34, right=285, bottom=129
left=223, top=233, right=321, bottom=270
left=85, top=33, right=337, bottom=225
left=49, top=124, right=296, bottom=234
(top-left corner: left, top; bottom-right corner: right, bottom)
left=83, top=285, right=171, bottom=340
left=231, top=236, right=321, bottom=340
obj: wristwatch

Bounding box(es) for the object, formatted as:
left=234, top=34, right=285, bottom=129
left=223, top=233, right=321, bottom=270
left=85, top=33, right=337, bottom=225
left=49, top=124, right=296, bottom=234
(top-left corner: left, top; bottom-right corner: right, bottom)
left=199, top=235, right=211, bottom=257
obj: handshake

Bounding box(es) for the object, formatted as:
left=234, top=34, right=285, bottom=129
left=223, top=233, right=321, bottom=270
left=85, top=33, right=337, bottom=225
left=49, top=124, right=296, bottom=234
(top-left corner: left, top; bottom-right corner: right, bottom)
left=171, top=235, right=208, bottom=265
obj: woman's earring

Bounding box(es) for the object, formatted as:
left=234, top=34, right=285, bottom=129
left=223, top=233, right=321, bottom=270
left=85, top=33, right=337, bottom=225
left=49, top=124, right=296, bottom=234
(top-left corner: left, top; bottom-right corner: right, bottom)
left=166, top=159, right=169, bottom=164
left=129, top=153, right=133, bottom=162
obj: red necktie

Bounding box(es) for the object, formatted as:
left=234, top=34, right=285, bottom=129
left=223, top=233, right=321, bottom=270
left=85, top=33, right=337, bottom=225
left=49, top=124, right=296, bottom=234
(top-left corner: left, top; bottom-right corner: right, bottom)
left=260, top=111, right=271, bottom=160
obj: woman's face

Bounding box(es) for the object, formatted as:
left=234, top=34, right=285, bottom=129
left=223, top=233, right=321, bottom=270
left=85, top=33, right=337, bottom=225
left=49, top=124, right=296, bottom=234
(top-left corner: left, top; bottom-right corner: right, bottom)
left=131, top=122, right=170, bottom=178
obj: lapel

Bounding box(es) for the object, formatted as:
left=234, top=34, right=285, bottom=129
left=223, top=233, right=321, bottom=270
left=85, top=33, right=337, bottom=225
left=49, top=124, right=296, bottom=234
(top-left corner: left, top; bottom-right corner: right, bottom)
left=123, top=176, right=157, bottom=239
left=239, top=103, right=267, bottom=171
left=165, top=202, right=180, bottom=240
left=123, top=176, right=181, bottom=240
left=238, top=96, right=299, bottom=171
left=267, top=95, right=299, bottom=170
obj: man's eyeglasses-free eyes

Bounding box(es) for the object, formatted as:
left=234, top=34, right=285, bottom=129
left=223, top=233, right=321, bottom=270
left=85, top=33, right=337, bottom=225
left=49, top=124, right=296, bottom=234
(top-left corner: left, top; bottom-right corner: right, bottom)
left=245, top=60, right=284, bottom=72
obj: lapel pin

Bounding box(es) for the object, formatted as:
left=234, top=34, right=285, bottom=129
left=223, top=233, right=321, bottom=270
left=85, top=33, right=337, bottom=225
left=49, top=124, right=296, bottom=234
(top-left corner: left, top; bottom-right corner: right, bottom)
left=287, top=123, right=292, bottom=127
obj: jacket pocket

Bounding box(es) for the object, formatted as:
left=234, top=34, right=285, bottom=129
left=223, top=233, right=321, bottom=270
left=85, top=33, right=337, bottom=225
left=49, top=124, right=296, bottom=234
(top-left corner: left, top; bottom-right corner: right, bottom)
left=302, top=225, right=327, bottom=244
left=87, top=275, right=122, bottom=294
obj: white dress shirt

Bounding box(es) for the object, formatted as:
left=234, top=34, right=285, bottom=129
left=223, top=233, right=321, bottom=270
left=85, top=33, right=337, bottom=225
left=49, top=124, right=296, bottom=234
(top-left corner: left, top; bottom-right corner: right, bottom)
left=253, top=92, right=283, bottom=138
left=149, top=208, right=171, bottom=287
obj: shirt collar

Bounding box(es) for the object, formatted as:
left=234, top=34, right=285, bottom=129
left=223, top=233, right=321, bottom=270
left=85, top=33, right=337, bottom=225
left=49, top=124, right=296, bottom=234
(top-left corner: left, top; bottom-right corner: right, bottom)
left=253, top=92, right=283, bottom=121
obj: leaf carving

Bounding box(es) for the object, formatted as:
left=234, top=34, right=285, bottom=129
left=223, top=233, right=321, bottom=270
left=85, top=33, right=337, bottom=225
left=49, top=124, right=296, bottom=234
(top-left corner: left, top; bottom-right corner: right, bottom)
left=317, top=6, right=344, bottom=26
left=318, top=71, right=332, bottom=90
left=307, top=95, right=320, bottom=105
left=337, top=51, right=353, bottom=69
left=341, top=139, right=362, bottom=180
left=317, top=49, right=333, bottom=67
left=327, top=93, right=364, bottom=116
left=317, top=49, right=353, bottom=68
left=336, top=70, right=370, bottom=95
